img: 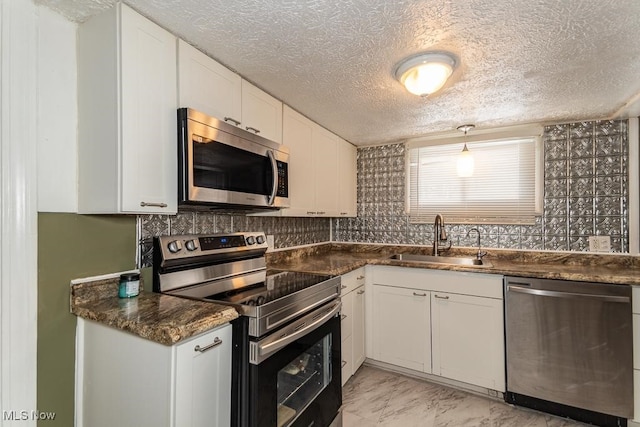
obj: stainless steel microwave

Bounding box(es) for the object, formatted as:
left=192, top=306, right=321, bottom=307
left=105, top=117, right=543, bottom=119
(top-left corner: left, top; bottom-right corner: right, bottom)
left=178, top=108, right=289, bottom=210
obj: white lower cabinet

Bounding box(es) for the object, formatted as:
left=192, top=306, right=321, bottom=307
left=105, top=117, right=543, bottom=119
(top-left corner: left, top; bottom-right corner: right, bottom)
left=633, top=286, right=640, bottom=423
left=370, top=266, right=505, bottom=392
left=76, top=319, right=232, bottom=427
left=431, top=292, right=505, bottom=391
left=340, top=267, right=366, bottom=385
left=372, top=285, right=431, bottom=373
left=352, top=284, right=366, bottom=369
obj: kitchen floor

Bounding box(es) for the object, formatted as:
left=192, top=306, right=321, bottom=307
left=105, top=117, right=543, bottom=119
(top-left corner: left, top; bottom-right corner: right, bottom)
left=342, top=365, right=587, bottom=427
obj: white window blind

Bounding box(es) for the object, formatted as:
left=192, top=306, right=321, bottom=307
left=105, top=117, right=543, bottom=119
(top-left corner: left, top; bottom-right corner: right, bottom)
left=407, top=136, right=541, bottom=224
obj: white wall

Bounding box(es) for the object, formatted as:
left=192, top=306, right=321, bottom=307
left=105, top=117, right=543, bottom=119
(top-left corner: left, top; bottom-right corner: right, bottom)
left=37, top=6, right=77, bottom=213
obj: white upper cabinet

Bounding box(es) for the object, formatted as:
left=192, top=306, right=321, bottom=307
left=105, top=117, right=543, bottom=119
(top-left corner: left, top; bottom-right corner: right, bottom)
left=313, top=126, right=339, bottom=216
left=78, top=3, right=177, bottom=214
left=337, top=139, right=357, bottom=217
left=241, top=79, right=283, bottom=144
left=177, top=41, right=282, bottom=143
left=259, top=106, right=356, bottom=217
left=177, top=40, right=242, bottom=126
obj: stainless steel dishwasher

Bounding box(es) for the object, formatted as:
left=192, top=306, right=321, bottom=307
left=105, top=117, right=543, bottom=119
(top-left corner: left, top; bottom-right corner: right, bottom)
left=504, top=276, right=633, bottom=427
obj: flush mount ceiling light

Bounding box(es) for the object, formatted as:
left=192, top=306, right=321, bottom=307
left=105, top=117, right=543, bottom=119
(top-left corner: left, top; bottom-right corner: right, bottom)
left=395, top=52, right=457, bottom=96
left=456, top=124, right=475, bottom=177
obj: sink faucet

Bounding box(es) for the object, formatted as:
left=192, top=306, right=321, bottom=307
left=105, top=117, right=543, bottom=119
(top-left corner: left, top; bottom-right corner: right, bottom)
left=467, top=228, right=487, bottom=262
left=433, top=214, right=451, bottom=256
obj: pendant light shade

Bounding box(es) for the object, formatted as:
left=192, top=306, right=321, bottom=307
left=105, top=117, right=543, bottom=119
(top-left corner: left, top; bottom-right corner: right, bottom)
left=395, top=52, right=457, bottom=96
left=456, top=124, right=475, bottom=177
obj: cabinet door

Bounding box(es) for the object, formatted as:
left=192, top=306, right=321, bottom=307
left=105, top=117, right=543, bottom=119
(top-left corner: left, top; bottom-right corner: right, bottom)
left=372, top=285, right=431, bottom=373
left=341, top=334, right=353, bottom=386
left=312, top=126, right=339, bottom=216
left=337, top=139, right=357, bottom=217
left=341, top=290, right=354, bottom=341
left=241, top=79, right=283, bottom=144
left=174, top=324, right=232, bottom=427
left=120, top=4, right=177, bottom=213
left=177, top=40, right=242, bottom=126
left=431, top=292, right=505, bottom=391
left=352, top=285, right=366, bottom=371
left=281, top=106, right=316, bottom=215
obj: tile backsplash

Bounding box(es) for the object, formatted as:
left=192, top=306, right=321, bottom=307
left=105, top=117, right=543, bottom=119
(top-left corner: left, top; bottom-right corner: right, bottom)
left=333, top=119, right=629, bottom=253
left=137, top=213, right=330, bottom=268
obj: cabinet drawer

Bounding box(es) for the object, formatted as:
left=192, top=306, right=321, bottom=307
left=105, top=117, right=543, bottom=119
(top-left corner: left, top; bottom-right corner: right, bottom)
left=341, top=267, right=365, bottom=295
left=371, top=265, right=502, bottom=299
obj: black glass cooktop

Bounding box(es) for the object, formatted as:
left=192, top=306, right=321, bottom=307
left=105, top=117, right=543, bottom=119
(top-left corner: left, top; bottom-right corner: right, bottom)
left=205, top=271, right=331, bottom=307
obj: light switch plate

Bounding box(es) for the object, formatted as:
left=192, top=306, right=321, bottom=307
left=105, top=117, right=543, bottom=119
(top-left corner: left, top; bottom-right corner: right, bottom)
left=588, top=235, right=611, bottom=252
left=266, top=235, right=275, bottom=252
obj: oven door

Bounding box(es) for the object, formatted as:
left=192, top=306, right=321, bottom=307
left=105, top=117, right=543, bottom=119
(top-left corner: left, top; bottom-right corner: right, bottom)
left=247, top=301, right=342, bottom=427
left=178, top=108, right=289, bottom=209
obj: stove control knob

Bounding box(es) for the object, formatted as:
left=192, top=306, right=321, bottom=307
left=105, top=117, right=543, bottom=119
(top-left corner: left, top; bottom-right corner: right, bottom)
left=246, top=236, right=256, bottom=245
left=185, top=239, right=199, bottom=251
left=256, top=235, right=265, bottom=244
left=167, top=240, right=183, bottom=253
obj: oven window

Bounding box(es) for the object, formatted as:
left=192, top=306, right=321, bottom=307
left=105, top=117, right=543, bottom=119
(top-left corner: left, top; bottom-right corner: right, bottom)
left=276, top=333, right=332, bottom=427
left=192, top=138, right=272, bottom=195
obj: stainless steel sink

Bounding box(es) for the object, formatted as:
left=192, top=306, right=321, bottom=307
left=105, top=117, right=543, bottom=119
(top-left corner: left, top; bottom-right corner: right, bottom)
left=388, top=253, right=493, bottom=267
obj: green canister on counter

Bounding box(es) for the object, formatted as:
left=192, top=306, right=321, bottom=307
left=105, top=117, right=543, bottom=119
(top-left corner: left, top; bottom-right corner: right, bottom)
left=118, top=272, right=140, bottom=298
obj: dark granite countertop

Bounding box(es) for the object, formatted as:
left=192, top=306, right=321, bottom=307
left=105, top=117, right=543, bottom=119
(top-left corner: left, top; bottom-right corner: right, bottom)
left=71, top=277, right=238, bottom=345
left=267, top=243, right=640, bottom=286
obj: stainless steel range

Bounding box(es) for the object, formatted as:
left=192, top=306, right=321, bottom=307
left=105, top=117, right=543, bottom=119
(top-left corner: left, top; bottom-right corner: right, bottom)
left=153, top=232, right=343, bottom=427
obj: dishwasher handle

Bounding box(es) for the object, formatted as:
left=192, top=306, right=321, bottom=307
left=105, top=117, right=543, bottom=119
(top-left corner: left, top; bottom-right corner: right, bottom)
left=507, top=285, right=630, bottom=303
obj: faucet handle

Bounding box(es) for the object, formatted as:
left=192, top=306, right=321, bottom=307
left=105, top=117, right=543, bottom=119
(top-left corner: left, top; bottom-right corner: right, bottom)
left=476, top=250, right=487, bottom=260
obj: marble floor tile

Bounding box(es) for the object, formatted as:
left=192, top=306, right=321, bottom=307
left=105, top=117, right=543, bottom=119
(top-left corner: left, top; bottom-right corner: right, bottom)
left=342, top=366, right=589, bottom=427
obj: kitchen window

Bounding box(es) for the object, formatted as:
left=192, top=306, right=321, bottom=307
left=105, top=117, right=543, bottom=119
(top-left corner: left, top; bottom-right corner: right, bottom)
left=406, top=127, right=543, bottom=224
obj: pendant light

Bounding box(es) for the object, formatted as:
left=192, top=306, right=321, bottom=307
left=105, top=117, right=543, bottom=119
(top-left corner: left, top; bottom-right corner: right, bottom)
left=456, top=124, right=475, bottom=177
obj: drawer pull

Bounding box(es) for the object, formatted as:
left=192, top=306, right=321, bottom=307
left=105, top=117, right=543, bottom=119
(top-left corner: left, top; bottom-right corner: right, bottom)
left=341, top=360, right=347, bottom=368
left=194, top=337, right=222, bottom=353
left=413, top=292, right=427, bottom=297
left=357, top=290, right=365, bottom=295
left=356, top=276, right=365, bottom=280
left=140, top=201, right=167, bottom=208
left=224, top=117, right=241, bottom=126
left=434, top=294, right=450, bottom=300
left=341, top=285, right=348, bottom=290
left=245, top=126, right=261, bottom=134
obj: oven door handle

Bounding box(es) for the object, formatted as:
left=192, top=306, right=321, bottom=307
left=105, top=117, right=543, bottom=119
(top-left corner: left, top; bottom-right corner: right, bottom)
left=251, top=300, right=341, bottom=364
left=267, top=150, right=278, bottom=206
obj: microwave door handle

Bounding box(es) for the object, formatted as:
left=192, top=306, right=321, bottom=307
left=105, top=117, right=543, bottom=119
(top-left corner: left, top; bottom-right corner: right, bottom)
left=267, top=150, right=278, bottom=206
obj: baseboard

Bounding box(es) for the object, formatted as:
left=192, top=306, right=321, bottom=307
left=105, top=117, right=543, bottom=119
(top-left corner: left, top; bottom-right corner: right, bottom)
left=362, top=359, right=503, bottom=401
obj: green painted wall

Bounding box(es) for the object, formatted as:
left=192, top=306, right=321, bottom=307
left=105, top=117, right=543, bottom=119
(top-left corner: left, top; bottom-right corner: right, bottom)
left=37, top=213, right=136, bottom=426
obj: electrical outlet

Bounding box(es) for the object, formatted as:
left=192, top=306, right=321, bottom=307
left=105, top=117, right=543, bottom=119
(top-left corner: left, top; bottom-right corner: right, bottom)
left=588, top=235, right=611, bottom=252
left=266, top=235, right=275, bottom=252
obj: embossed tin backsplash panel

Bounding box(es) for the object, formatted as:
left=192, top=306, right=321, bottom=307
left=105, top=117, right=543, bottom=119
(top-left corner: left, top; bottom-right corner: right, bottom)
left=333, top=119, right=629, bottom=253
left=137, top=214, right=330, bottom=268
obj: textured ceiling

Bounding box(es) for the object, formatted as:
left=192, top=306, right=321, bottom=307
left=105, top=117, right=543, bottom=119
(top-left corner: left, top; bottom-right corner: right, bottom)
left=37, top=0, right=640, bottom=145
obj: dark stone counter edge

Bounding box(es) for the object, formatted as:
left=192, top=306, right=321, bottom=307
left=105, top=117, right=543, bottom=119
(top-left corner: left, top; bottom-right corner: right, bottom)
left=268, top=248, right=640, bottom=286
left=70, top=278, right=238, bottom=346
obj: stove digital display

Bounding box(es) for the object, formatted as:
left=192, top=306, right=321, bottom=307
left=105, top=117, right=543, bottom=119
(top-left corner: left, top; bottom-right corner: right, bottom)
left=199, top=235, right=247, bottom=250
